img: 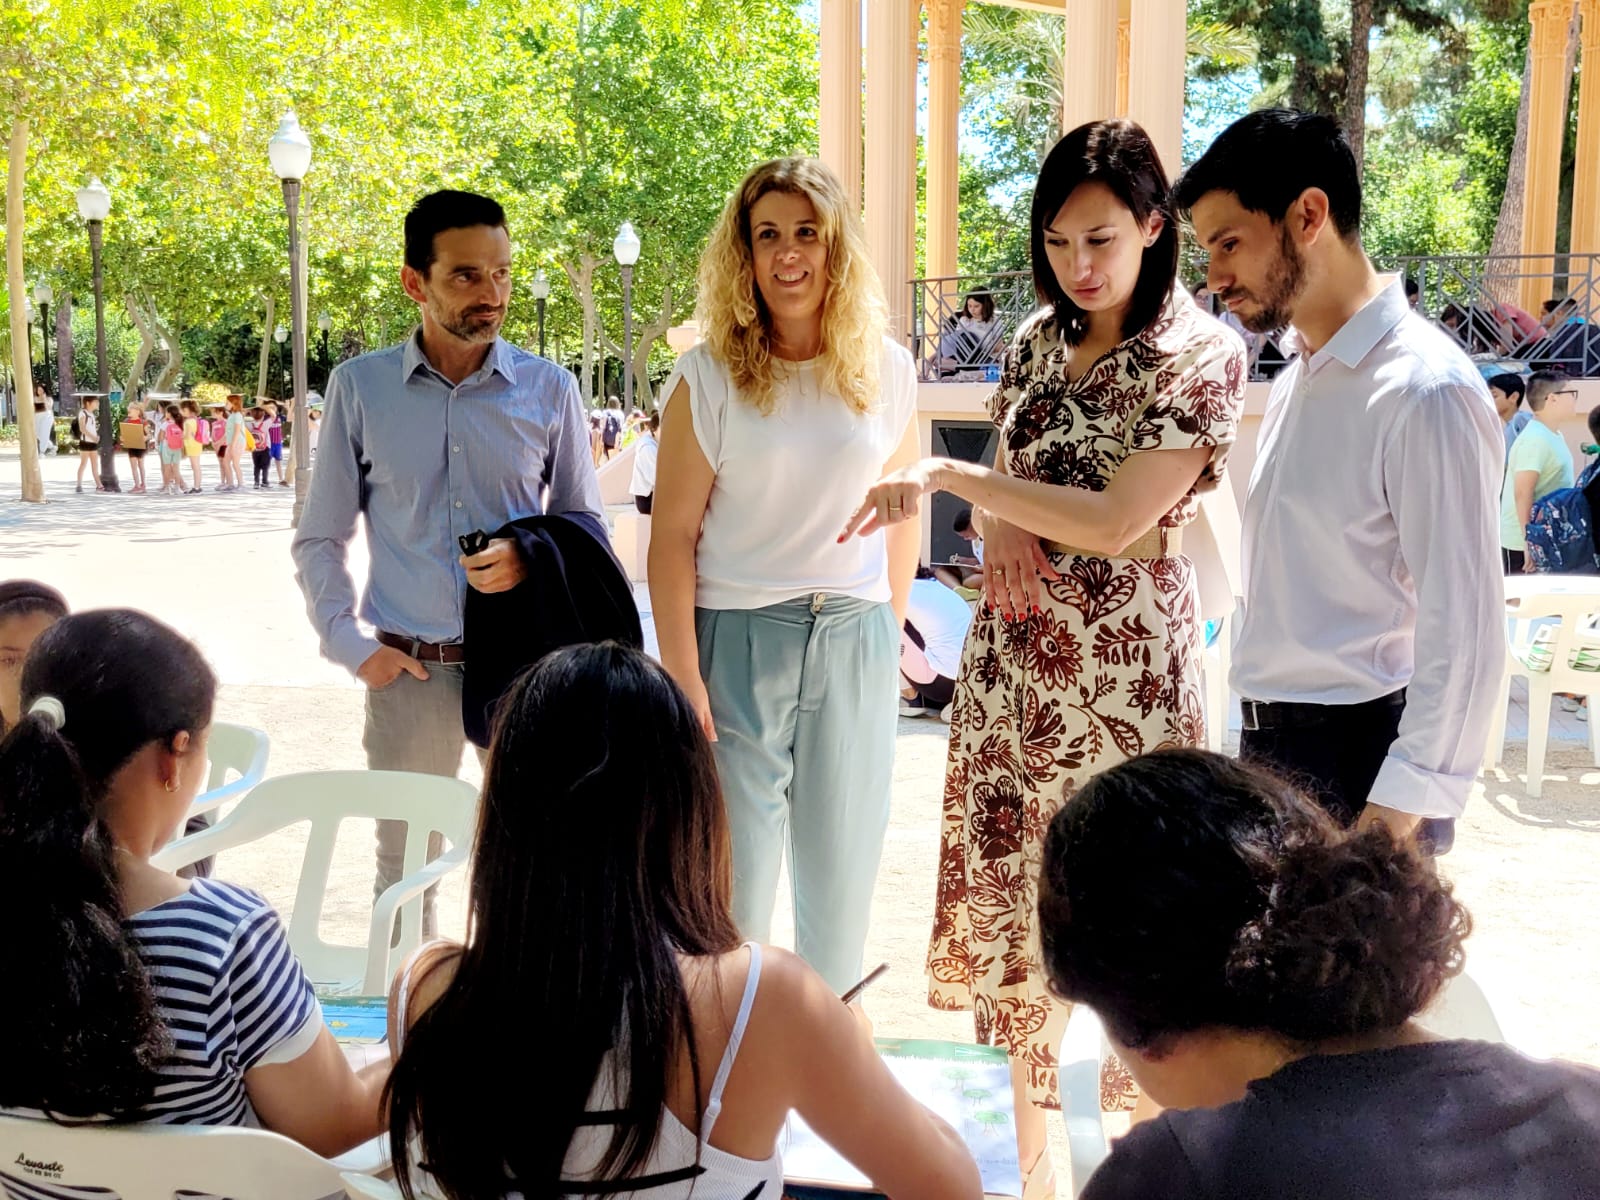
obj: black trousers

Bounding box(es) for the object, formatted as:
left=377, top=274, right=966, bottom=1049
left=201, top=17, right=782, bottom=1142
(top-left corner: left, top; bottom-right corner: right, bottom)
left=634, top=493, right=653, bottom=514
left=1240, top=690, right=1454, bottom=855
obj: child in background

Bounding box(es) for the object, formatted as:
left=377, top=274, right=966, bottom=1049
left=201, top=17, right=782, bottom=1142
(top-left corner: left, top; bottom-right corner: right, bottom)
left=209, top=405, right=228, bottom=488
left=223, top=397, right=248, bottom=492
left=75, top=397, right=103, bottom=494
left=265, top=400, right=288, bottom=487
left=249, top=407, right=272, bottom=489
left=179, top=401, right=205, bottom=495
left=122, top=402, right=149, bottom=494
left=158, top=405, right=186, bottom=496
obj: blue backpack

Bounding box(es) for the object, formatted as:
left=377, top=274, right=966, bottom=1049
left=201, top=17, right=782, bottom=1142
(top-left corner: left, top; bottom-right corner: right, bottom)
left=1526, top=460, right=1600, bottom=573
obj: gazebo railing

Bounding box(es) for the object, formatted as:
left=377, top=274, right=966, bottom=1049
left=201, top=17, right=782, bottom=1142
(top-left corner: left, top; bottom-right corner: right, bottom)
left=911, top=254, right=1600, bottom=383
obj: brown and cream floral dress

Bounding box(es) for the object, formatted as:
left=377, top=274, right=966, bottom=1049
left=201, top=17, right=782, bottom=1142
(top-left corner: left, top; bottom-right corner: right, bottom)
left=926, top=288, right=1246, bottom=1112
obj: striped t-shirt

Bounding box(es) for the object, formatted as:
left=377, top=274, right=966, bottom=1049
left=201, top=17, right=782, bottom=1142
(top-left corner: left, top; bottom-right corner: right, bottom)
left=1, top=880, right=323, bottom=1199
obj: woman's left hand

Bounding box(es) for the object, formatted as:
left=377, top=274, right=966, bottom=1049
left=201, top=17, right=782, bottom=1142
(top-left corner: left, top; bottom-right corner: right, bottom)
left=840, top=459, right=945, bottom=540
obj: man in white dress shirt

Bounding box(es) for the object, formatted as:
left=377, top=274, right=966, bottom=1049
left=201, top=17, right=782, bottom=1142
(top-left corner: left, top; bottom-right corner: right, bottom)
left=1175, top=110, right=1503, bottom=853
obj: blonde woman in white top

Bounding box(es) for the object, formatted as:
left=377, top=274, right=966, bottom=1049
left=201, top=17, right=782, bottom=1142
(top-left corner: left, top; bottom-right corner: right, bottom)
left=650, top=158, right=920, bottom=993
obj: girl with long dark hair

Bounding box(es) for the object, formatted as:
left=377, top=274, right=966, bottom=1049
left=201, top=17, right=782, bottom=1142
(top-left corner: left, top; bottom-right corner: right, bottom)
left=384, top=643, right=980, bottom=1200
left=0, top=610, right=385, bottom=1179
left=845, top=119, right=1247, bottom=1191
left=1042, top=748, right=1600, bottom=1198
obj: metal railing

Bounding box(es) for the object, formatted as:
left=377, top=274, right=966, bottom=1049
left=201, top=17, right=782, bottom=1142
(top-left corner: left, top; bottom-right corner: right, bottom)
left=911, top=254, right=1600, bottom=383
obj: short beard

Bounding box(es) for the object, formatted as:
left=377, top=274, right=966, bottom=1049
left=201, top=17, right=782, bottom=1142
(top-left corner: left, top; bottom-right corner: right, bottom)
left=424, top=290, right=503, bottom=345
left=1229, top=225, right=1305, bottom=334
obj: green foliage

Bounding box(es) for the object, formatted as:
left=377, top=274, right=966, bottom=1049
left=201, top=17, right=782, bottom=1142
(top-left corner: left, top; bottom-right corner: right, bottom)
left=1362, top=138, right=1487, bottom=258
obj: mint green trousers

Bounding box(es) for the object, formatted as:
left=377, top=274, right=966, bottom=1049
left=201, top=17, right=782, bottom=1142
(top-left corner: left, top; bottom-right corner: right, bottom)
left=696, top=593, right=899, bottom=992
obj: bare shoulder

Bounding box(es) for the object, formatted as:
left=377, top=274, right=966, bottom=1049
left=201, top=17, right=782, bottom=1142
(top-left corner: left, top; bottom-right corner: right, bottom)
left=390, top=940, right=464, bottom=1034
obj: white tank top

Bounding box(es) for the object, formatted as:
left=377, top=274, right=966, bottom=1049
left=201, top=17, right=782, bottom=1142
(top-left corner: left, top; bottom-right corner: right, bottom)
left=397, top=942, right=783, bottom=1200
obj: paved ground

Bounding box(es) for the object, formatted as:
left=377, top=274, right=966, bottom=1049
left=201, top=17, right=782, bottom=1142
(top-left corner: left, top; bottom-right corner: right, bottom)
left=5, top=444, right=1599, bottom=1084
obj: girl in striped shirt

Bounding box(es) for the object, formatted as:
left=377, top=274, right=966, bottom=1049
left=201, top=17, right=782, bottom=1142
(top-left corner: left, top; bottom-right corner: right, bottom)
left=0, top=610, right=386, bottom=1178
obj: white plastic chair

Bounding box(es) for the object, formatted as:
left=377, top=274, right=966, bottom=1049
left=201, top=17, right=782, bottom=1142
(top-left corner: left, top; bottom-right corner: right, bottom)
left=0, top=1113, right=351, bottom=1200
left=152, top=770, right=479, bottom=996
left=1418, top=971, right=1508, bottom=1043
left=1201, top=614, right=1231, bottom=753
left=192, top=721, right=271, bottom=818
left=1483, top=590, right=1600, bottom=797
left=1059, top=1004, right=1111, bottom=1198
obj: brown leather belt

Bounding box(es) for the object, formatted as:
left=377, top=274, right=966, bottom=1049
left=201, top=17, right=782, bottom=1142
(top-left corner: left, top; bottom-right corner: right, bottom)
left=377, top=630, right=467, bottom=665
left=1046, top=525, right=1181, bottom=560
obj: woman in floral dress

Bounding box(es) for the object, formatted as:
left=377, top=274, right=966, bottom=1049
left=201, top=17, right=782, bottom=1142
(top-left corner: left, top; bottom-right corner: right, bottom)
left=846, top=119, right=1246, bottom=1195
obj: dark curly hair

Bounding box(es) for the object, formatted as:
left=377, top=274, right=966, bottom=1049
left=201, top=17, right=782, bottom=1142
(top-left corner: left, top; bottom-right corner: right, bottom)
left=1039, top=749, right=1469, bottom=1051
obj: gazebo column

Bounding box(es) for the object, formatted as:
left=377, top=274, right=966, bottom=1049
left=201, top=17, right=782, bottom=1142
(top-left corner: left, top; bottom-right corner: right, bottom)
left=1127, top=0, right=1187, bottom=174
left=1521, top=0, right=1577, bottom=314
left=1570, top=0, right=1600, bottom=261
left=865, top=0, right=918, bottom=339
left=1063, top=0, right=1119, bottom=135
left=925, top=0, right=966, bottom=288
left=819, top=0, right=863, bottom=213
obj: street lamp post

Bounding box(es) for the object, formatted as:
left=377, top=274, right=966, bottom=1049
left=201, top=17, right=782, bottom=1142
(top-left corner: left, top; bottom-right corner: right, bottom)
left=269, top=111, right=314, bottom=526
left=612, top=221, right=641, bottom=412
left=31, top=280, right=52, bottom=405
left=76, top=178, right=118, bottom=492
left=318, top=311, right=332, bottom=372
left=531, top=269, right=551, bottom=358
left=274, top=324, right=288, bottom=399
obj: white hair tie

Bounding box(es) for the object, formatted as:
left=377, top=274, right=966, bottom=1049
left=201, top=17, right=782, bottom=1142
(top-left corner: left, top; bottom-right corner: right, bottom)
left=28, top=695, right=66, bottom=732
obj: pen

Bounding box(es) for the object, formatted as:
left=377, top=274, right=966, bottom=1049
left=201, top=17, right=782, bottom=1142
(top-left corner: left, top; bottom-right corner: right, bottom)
left=840, top=962, right=889, bottom=1006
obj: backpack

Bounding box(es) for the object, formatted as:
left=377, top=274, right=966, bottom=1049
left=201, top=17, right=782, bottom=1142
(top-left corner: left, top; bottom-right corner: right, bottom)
left=196, top=417, right=210, bottom=443
left=603, top=411, right=622, bottom=448
left=1526, top=460, right=1600, bottom=574
left=164, top=421, right=185, bottom=450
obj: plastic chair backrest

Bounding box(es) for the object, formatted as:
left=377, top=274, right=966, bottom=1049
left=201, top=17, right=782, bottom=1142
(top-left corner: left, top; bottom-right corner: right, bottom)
left=193, top=722, right=271, bottom=817
left=1418, top=971, right=1507, bottom=1043
left=0, top=1112, right=348, bottom=1200
left=151, top=770, right=478, bottom=994
left=1509, top=590, right=1600, bottom=690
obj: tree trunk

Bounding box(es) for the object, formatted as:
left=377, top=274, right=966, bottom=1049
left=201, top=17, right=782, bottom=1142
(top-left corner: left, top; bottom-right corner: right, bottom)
left=6, top=117, right=44, bottom=502
left=1346, top=0, right=1374, bottom=177
left=563, top=253, right=600, bottom=408
left=257, top=292, right=275, bottom=397
left=1488, top=6, right=1582, bottom=300
left=125, top=293, right=158, bottom=400
left=55, top=296, right=73, bottom=405
left=151, top=304, right=183, bottom=393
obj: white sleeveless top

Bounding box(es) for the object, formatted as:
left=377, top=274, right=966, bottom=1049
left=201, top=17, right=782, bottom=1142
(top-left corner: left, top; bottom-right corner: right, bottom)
left=397, top=942, right=783, bottom=1200
left=664, top=339, right=918, bottom=611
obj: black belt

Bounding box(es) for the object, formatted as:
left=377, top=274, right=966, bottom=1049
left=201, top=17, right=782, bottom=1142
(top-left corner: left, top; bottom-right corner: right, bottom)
left=1240, top=689, right=1406, bottom=732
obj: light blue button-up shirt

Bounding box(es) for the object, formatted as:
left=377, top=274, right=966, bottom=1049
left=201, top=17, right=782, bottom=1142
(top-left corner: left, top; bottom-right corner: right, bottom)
left=291, top=331, right=604, bottom=675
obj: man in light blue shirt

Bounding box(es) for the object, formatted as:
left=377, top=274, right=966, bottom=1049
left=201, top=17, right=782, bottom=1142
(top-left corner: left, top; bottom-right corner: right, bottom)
left=292, top=190, right=603, bottom=922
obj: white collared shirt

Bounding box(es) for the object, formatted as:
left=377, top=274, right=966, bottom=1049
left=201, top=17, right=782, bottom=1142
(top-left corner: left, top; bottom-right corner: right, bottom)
left=1231, top=280, right=1504, bottom=818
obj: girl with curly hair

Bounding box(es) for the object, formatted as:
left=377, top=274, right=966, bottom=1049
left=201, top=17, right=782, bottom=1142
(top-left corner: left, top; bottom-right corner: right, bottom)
left=648, top=157, right=919, bottom=995
left=1042, top=748, right=1600, bottom=1198
left=844, top=119, right=1246, bottom=1193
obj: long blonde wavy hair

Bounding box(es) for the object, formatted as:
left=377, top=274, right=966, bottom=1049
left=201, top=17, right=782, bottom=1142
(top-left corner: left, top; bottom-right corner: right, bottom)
left=697, top=157, right=886, bottom=416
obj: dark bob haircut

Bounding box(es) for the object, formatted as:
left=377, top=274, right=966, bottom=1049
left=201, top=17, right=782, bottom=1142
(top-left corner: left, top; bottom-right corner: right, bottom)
left=1040, top=749, right=1469, bottom=1052
left=403, top=190, right=508, bottom=276
left=1173, top=109, right=1362, bottom=240
left=1486, top=372, right=1526, bottom=404
left=1030, top=119, right=1178, bottom=347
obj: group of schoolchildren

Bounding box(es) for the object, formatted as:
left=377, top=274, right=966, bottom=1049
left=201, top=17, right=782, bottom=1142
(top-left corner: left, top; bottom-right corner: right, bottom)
left=88, top=395, right=302, bottom=495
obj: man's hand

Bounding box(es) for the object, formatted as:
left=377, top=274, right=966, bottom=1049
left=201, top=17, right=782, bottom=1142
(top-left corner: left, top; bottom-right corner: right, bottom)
left=356, top=645, right=429, bottom=691
left=461, top=538, right=527, bottom=594
left=1356, top=801, right=1424, bottom=842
